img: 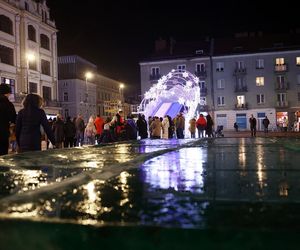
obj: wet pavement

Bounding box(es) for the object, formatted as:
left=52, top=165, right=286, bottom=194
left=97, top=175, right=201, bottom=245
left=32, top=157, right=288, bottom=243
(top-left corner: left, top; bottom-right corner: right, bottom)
left=1, top=137, right=300, bottom=249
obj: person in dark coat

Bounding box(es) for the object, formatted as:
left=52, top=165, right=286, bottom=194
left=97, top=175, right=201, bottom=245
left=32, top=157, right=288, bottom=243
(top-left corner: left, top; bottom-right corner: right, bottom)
left=64, top=116, right=76, bottom=148
left=125, top=114, right=138, bottom=140
left=136, top=114, right=148, bottom=139
left=16, top=94, right=55, bottom=152
left=249, top=114, right=257, bottom=137
left=206, top=114, right=214, bottom=137
left=52, top=114, right=65, bottom=148
left=0, top=84, right=16, bottom=155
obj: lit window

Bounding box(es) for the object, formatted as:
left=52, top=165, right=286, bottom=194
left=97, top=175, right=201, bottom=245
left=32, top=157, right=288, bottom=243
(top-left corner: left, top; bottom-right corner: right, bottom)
left=296, top=57, right=300, bottom=66
left=276, top=58, right=285, bottom=65
left=256, top=77, right=264, bottom=86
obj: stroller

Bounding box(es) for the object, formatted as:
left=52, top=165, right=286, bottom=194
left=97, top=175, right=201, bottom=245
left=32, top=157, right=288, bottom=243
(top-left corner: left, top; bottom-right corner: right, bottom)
left=215, top=125, right=224, bottom=137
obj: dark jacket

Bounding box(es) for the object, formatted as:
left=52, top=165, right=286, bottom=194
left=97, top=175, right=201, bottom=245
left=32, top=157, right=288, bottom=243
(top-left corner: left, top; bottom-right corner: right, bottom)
left=16, top=107, right=55, bottom=152
left=0, top=95, right=16, bottom=138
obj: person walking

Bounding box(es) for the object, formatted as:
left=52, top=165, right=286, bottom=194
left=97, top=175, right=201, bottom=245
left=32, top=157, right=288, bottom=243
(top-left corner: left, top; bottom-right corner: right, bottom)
left=16, top=94, right=55, bottom=152
left=136, top=114, right=148, bottom=139
left=0, top=84, right=16, bottom=155
left=262, top=116, right=270, bottom=134
left=249, top=114, right=257, bottom=137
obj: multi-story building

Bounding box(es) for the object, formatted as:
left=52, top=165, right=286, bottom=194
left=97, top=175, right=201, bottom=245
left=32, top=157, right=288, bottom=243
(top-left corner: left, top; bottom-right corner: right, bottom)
left=58, top=55, right=125, bottom=122
left=0, top=0, right=60, bottom=115
left=139, top=32, right=300, bottom=131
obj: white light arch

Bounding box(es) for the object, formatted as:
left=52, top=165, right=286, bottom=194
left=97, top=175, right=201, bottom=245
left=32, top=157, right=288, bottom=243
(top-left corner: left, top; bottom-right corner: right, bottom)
left=138, top=69, right=202, bottom=138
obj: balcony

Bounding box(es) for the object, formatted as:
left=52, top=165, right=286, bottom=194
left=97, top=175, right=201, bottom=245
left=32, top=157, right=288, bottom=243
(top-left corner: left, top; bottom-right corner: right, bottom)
left=149, top=74, right=161, bottom=81
left=274, top=64, right=288, bottom=73
left=276, top=101, right=289, bottom=108
left=234, top=86, right=248, bottom=92
left=275, top=82, right=289, bottom=91
left=195, top=70, right=207, bottom=78
left=235, top=103, right=248, bottom=110
left=233, top=67, right=247, bottom=76
left=200, top=87, right=208, bottom=96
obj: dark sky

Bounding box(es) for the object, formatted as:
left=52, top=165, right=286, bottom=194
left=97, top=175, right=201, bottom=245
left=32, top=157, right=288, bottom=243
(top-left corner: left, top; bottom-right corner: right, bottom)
left=47, top=0, right=298, bottom=97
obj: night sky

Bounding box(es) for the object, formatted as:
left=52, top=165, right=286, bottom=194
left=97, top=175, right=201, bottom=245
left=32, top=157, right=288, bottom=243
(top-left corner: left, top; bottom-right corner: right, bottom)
left=47, top=0, right=298, bottom=97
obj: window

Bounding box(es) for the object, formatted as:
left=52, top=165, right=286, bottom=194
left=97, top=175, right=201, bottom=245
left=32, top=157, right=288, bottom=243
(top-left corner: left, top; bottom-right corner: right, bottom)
left=196, top=63, right=205, bottom=72
left=217, top=79, right=225, bottom=89
left=42, top=86, right=51, bottom=101
left=28, top=25, right=36, bottom=42
left=151, top=67, right=159, bottom=76
left=0, top=44, right=14, bottom=65
left=216, top=62, right=224, bottom=72
left=63, top=92, right=68, bottom=102
left=177, top=64, right=186, bottom=72
left=40, top=34, right=50, bottom=50
left=276, top=58, right=285, bottom=65
left=256, top=59, right=264, bottom=69
left=296, top=57, right=300, bottom=66
left=41, top=59, right=50, bottom=75
left=217, top=96, right=225, bottom=106
left=236, top=61, right=244, bottom=69
left=63, top=82, right=68, bottom=87
left=200, top=97, right=206, bottom=105
left=256, top=77, right=264, bottom=86
left=237, top=95, right=245, bottom=105
left=28, top=59, right=37, bottom=70
left=257, top=94, right=265, bottom=104
left=25, top=2, right=29, bottom=11
left=0, top=15, right=13, bottom=35
left=64, top=109, right=69, bottom=119
left=298, top=92, right=300, bottom=102
left=1, top=78, right=15, bottom=101
left=199, top=81, right=206, bottom=89
left=277, top=93, right=287, bottom=102
left=29, top=82, right=37, bottom=93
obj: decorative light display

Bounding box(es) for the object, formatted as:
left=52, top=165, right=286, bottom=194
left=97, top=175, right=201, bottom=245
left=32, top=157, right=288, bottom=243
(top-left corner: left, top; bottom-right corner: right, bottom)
left=138, top=70, right=201, bottom=138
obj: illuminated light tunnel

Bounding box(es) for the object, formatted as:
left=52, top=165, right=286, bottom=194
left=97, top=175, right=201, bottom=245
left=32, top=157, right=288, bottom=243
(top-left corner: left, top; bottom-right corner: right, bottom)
left=138, top=69, right=202, bottom=138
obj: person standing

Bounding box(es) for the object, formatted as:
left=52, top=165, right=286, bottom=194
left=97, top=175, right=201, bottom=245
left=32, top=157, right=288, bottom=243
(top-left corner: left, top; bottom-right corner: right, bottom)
left=52, top=114, right=65, bottom=149
left=16, top=94, right=55, bottom=152
left=136, top=114, right=148, bottom=139
left=0, top=84, right=16, bottom=155
left=196, top=114, right=207, bottom=138
left=161, top=115, right=170, bottom=139
left=94, top=114, right=104, bottom=142
left=262, top=116, right=270, bottom=134
left=85, top=115, right=97, bottom=145
left=249, top=114, right=257, bottom=137
left=189, top=117, right=196, bottom=138
left=282, top=117, right=288, bottom=132
left=206, top=114, right=214, bottom=137
left=64, top=116, right=76, bottom=148
left=75, top=114, right=85, bottom=146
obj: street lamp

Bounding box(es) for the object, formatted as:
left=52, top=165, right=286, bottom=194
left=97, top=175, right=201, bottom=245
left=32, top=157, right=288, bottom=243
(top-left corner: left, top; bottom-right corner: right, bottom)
left=26, top=52, right=35, bottom=94
left=119, top=83, right=125, bottom=112
left=84, top=71, right=93, bottom=122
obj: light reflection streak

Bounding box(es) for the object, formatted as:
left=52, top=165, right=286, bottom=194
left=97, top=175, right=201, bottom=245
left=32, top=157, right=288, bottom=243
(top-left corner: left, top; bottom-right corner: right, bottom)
left=238, top=138, right=246, bottom=170
left=256, top=144, right=266, bottom=196
left=142, top=148, right=206, bottom=193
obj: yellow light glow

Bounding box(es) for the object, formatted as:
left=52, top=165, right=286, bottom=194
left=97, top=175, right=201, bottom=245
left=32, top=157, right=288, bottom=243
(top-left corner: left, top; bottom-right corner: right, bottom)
left=26, top=53, right=35, bottom=62
left=119, top=83, right=124, bottom=89
left=85, top=72, right=93, bottom=80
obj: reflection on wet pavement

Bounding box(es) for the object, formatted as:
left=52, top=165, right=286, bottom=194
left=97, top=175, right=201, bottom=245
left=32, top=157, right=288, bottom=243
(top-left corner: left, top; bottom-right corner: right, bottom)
left=1, top=138, right=300, bottom=229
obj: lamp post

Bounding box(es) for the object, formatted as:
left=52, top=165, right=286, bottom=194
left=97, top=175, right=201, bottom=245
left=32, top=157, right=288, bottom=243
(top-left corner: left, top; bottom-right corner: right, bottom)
left=119, top=83, right=124, bottom=112
left=84, top=71, right=93, bottom=122
left=26, top=53, right=35, bottom=94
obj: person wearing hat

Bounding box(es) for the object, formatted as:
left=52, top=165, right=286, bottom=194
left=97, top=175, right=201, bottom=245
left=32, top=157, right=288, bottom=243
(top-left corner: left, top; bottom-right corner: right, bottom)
left=0, top=84, right=17, bottom=155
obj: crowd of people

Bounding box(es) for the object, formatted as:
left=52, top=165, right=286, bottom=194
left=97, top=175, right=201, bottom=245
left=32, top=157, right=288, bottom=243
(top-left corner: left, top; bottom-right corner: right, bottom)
left=1, top=83, right=218, bottom=156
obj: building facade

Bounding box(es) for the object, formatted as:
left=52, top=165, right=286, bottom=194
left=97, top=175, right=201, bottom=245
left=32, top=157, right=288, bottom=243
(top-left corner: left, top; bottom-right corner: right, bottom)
left=58, top=55, right=125, bottom=122
left=0, top=0, right=60, bottom=115
left=139, top=33, right=300, bottom=131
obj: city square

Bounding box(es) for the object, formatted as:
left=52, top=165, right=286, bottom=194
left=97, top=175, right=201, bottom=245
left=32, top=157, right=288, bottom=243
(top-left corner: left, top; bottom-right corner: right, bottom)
left=1, top=0, right=300, bottom=249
